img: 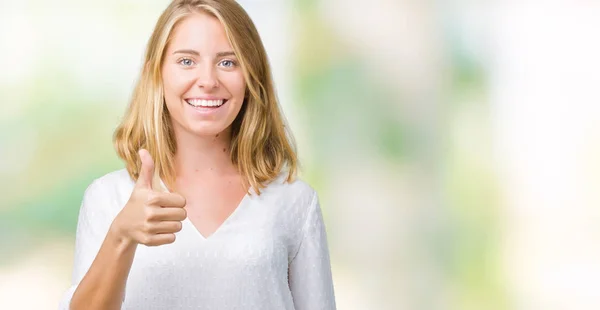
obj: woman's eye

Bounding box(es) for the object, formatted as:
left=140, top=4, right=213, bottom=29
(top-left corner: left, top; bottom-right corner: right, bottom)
left=219, top=59, right=236, bottom=68
left=178, top=58, right=194, bottom=66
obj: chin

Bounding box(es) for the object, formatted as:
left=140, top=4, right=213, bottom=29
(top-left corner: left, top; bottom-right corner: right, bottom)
left=185, top=122, right=230, bottom=137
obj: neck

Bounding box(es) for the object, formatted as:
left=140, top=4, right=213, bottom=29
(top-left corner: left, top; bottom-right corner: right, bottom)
left=172, top=126, right=238, bottom=182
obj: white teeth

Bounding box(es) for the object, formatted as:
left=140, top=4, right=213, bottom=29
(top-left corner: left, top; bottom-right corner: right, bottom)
left=186, top=99, right=224, bottom=107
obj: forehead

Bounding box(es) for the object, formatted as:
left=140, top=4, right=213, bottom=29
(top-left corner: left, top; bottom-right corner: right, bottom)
left=167, top=12, right=232, bottom=53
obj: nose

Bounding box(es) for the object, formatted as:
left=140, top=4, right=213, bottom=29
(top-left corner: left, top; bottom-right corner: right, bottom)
left=195, top=63, right=219, bottom=89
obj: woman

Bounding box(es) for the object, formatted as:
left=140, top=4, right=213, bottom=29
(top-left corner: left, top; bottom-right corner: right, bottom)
left=58, top=0, right=336, bottom=309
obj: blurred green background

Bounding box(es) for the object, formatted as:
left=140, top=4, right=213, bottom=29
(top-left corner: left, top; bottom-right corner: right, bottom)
left=2, top=1, right=600, bottom=309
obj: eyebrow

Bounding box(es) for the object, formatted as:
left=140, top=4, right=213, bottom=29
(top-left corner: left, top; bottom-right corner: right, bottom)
left=172, top=49, right=236, bottom=57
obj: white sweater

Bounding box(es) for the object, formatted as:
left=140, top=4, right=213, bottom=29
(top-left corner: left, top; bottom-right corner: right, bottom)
left=58, top=169, right=336, bottom=310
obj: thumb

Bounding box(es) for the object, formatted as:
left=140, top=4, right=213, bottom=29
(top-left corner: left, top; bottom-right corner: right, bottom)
left=136, top=148, right=154, bottom=189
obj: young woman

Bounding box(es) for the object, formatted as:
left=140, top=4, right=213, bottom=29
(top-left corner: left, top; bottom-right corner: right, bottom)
left=58, top=0, right=336, bottom=309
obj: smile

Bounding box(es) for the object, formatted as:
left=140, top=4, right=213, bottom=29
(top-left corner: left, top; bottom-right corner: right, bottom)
left=185, top=98, right=228, bottom=108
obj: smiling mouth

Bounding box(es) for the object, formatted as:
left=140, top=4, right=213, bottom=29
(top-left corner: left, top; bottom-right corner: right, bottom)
left=185, top=99, right=228, bottom=108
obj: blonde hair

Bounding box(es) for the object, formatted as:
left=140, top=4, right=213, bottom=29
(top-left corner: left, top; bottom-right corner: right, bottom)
left=113, top=0, right=298, bottom=195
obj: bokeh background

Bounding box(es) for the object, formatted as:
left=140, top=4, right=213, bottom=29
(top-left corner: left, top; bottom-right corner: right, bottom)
left=1, top=0, right=600, bottom=309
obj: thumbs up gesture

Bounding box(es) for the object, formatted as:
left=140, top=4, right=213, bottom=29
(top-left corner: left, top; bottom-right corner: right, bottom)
left=111, top=149, right=187, bottom=247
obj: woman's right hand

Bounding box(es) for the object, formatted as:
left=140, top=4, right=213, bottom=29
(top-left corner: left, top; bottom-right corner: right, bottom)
left=110, top=149, right=187, bottom=247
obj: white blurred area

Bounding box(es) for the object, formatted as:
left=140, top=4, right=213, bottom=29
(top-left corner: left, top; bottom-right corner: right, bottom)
left=1, top=0, right=600, bottom=309
left=491, top=2, right=600, bottom=309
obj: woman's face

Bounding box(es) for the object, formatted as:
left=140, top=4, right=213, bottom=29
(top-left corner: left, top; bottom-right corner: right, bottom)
left=161, top=12, right=246, bottom=137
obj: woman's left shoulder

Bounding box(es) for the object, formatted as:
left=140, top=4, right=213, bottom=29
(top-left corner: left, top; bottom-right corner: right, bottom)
left=263, top=171, right=318, bottom=209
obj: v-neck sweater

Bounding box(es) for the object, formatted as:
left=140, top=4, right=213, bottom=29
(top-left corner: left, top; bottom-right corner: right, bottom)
left=58, top=168, right=336, bottom=310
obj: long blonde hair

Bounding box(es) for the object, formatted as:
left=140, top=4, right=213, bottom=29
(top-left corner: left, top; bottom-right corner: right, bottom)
left=113, top=0, right=298, bottom=195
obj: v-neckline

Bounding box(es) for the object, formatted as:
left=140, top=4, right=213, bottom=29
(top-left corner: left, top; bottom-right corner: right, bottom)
left=159, top=178, right=252, bottom=241
left=185, top=192, right=250, bottom=240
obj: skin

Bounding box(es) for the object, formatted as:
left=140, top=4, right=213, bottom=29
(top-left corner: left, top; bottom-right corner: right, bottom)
left=161, top=12, right=249, bottom=238
left=70, top=12, right=249, bottom=309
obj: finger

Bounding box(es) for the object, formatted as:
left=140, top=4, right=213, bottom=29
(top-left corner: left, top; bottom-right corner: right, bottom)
left=147, top=192, right=186, bottom=208
left=136, top=149, right=155, bottom=190
left=148, top=221, right=183, bottom=234
left=146, top=233, right=176, bottom=246
left=147, top=206, right=187, bottom=221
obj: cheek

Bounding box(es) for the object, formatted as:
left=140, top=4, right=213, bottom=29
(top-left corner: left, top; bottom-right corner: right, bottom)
left=163, top=66, right=194, bottom=98
left=221, top=72, right=246, bottom=98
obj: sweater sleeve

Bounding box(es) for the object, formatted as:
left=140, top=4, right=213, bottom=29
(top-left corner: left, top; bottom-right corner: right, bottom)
left=57, top=179, right=119, bottom=309
left=288, top=191, right=337, bottom=310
